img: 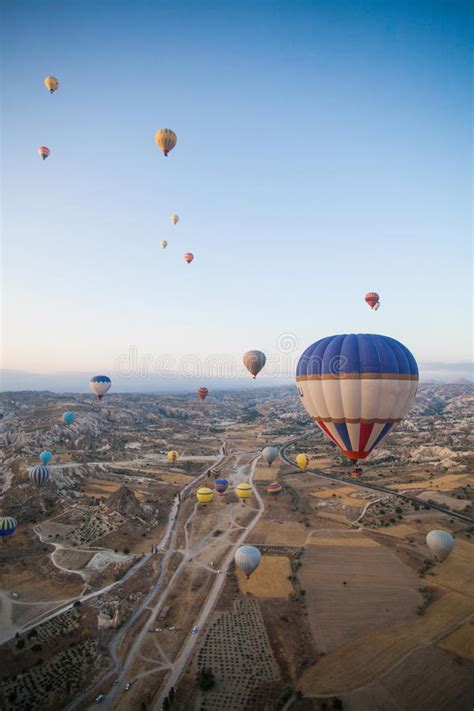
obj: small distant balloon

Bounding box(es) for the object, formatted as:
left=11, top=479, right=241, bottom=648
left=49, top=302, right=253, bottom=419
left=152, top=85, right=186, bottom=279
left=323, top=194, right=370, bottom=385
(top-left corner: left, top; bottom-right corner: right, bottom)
left=155, top=128, right=177, bottom=156
left=197, top=387, right=209, bottom=401
left=214, top=478, right=228, bottom=496
left=266, top=482, right=283, bottom=497
left=235, top=545, right=261, bottom=579
left=184, top=252, right=194, bottom=264
left=0, top=517, right=17, bottom=540
left=90, top=375, right=111, bottom=400
left=426, top=530, right=454, bottom=562
left=365, top=292, right=380, bottom=310
left=170, top=214, right=179, bottom=225
left=296, top=453, right=310, bottom=471
left=243, top=350, right=266, bottom=379
left=30, top=465, right=50, bottom=488
left=44, top=75, right=59, bottom=93
left=63, top=412, right=75, bottom=425
left=167, top=450, right=179, bottom=464
left=160, top=240, right=168, bottom=249
left=39, top=451, right=53, bottom=465
left=196, top=487, right=214, bottom=504
left=262, top=446, right=278, bottom=467
left=38, top=146, right=50, bottom=160
left=236, top=481, right=253, bottom=502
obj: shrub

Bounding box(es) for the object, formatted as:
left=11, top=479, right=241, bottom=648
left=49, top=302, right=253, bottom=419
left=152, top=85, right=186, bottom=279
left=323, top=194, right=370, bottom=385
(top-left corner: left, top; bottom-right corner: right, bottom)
left=32, top=643, right=42, bottom=652
left=15, top=639, right=25, bottom=650
left=197, top=667, right=215, bottom=691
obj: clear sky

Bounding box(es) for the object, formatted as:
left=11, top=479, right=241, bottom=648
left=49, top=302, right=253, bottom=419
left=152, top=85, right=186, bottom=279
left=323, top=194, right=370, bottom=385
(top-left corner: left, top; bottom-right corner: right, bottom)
left=1, top=0, right=472, bottom=386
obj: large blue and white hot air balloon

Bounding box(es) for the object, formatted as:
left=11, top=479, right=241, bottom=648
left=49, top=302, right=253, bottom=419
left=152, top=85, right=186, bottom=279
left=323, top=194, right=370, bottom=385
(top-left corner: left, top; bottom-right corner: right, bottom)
left=296, top=334, right=418, bottom=462
left=30, top=465, right=50, bottom=488
left=39, top=450, right=53, bottom=465
left=0, top=517, right=17, bottom=540
left=90, top=375, right=111, bottom=400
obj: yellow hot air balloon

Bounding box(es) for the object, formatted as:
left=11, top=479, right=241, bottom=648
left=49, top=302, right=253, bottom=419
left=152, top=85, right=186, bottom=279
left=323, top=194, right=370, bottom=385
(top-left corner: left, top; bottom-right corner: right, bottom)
left=170, top=214, right=179, bottom=225
left=196, top=487, right=214, bottom=504
left=296, top=453, right=310, bottom=471
left=167, top=450, right=179, bottom=464
left=160, top=240, right=168, bottom=249
left=44, top=75, right=59, bottom=93
left=155, top=129, right=177, bottom=156
left=236, top=481, right=253, bottom=502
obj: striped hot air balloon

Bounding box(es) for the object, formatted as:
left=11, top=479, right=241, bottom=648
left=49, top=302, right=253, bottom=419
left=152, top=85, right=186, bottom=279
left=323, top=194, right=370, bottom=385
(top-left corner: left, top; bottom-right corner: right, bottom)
left=235, top=545, right=261, bottom=579
left=196, top=487, right=214, bottom=504
left=155, top=128, right=177, bottom=156
left=243, top=350, right=266, bottom=378
left=38, top=146, right=50, bottom=160
left=214, top=478, right=228, bottom=496
left=90, top=375, right=111, bottom=400
left=365, top=292, right=380, bottom=310
left=0, top=517, right=17, bottom=540
left=266, top=482, right=283, bottom=497
left=197, top=387, right=209, bottom=401
left=296, top=334, right=418, bottom=462
left=236, top=481, right=253, bottom=502
left=295, top=453, right=310, bottom=471
left=184, top=252, right=194, bottom=264
left=30, top=465, right=50, bottom=488
left=167, top=450, right=179, bottom=464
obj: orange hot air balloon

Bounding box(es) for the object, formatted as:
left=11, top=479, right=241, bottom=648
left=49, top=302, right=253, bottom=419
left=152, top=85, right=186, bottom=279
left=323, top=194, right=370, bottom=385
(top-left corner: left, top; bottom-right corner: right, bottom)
left=197, top=387, right=209, bottom=401
left=38, top=146, right=50, bottom=160
left=184, top=252, right=194, bottom=264
left=365, top=292, right=380, bottom=310
left=155, top=128, right=177, bottom=156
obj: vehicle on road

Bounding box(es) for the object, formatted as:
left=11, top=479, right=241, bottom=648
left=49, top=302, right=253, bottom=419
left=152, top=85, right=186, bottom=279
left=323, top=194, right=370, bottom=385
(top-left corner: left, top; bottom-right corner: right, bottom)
left=192, top=626, right=199, bottom=635
left=95, top=694, right=105, bottom=704
left=125, top=682, right=132, bottom=691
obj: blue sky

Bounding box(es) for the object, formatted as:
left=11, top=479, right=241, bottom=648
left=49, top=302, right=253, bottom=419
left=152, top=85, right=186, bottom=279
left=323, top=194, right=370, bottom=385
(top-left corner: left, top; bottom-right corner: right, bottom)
left=2, top=0, right=472, bottom=384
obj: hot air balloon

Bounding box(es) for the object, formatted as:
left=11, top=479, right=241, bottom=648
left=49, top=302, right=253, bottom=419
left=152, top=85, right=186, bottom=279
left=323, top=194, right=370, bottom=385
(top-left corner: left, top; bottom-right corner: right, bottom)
left=266, top=482, right=283, bottom=497
left=44, top=75, right=59, bottom=93
left=235, top=545, right=261, bottom=579
left=63, top=411, right=75, bottom=425
left=214, top=478, right=229, bottom=496
left=197, top=387, right=209, bottom=401
left=160, top=240, right=168, bottom=249
left=243, top=350, right=266, bottom=379
left=296, top=334, right=418, bottom=463
left=365, top=292, right=380, bottom=310
left=184, top=252, right=194, bottom=264
left=296, top=453, right=310, bottom=471
left=196, top=487, right=214, bottom=504
left=38, top=146, right=50, bottom=160
left=262, top=446, right=278, bottom=467
left=30, top=465, right=50, bottom=488
left=0, top=517, right=17, bottom=541
left=236, top=481, right=253, bottom=502
left=167, top=450, right=179, bottom=464
left=155, top=128, right=177, bottom=156
left=170, top=214, right=179, bottom=225
left=90, top=375, right=111, bottom=400
left=426, top=531, right=454, bottom=562
left=39, top=451, right=53, bottom=465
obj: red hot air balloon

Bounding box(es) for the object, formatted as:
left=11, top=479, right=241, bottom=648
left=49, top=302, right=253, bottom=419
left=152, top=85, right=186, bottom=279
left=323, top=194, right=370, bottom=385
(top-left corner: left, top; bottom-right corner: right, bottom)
left=184, top=252, right=194, bottom=264
left=38, top=146, right=51, bottom=160
left=197, top=387, right=209, bottom=401
left=365, top=292, right=380, bottom=310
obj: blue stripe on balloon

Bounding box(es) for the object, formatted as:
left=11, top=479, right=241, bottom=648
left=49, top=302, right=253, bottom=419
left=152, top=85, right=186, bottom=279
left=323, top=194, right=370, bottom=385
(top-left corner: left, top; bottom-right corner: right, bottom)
left=334, top=422, right=352, bottom=452
left=368, top=422, right=394, bottom=452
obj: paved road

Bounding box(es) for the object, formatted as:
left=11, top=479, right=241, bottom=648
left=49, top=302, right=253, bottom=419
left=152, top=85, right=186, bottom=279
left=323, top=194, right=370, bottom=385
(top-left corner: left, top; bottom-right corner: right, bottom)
left=279, top=434, right=474, bottom=526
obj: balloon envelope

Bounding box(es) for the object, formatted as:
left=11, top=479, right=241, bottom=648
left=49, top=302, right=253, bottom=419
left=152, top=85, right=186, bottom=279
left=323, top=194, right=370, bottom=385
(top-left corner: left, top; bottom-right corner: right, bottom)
left=30, top=465, right=50, bottom=488
left=38, top=146, right=50, bottom=160
left=215, top=478, right=228, bottom=495
left=296, top=334, right=418, bottom=461
left=167, top=451, right=179, bottom=463
left=235, top=545, right=261, bottom=578
left=184, top=252, right=194, bottom=264
left=170, top=214, right=179, bottom=225
left=39, top=451, right=53, bottom=465
left=243, top=350, right=266, bottom=378
left=63, top=412, right=75, bottom=424
left=266, top=482, right=283, bottom=497
left=262, top=446, right=278, bottom=466
left=365, top=292, right=380, bottom=309
left=236, top=482, right=253, bottom=500
left=197, top=487, right=214, bottom=504
left=296, top=453, right=310, bottom=470
left=44, top=75, right=59, bottom=93
left=160, top=240, right=168, bottom=249
left=155, top=128, right=177, bottom=156
left=197, top=387, right=209, bottom=401
left=90, top=375, right=111, bottom=400
left=426, top=530, right=454, bottom=561
left=0, top=517, right=17, bottom=539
